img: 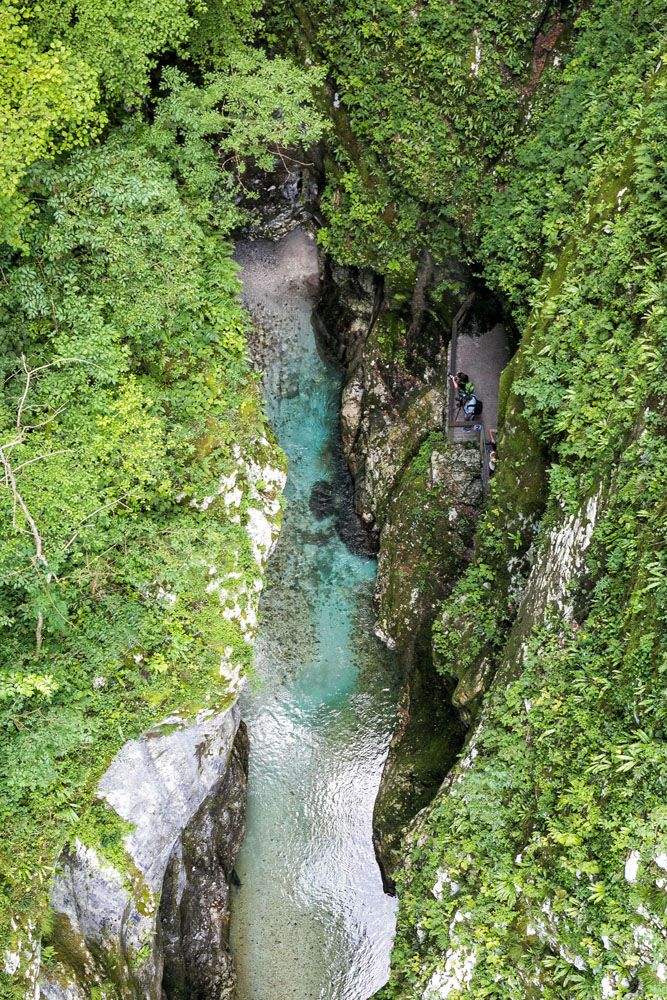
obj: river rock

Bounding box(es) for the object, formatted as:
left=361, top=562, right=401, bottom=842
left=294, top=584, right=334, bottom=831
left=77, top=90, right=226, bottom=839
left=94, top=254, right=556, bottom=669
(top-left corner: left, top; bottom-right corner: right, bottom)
left=309, top=479, right=336, bottom=519
left=41, top=704, right=247, bottom=999
left=360, top=382, right=448, bottom=529
left=279, top=371, right=300, bottom=399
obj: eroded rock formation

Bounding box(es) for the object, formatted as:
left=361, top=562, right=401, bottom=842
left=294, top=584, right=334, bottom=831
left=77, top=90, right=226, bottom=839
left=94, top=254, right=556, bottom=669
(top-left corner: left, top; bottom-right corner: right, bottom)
left=315, top=262, right=484, bottom=883
left=41, top=706, right=247, bottom=1000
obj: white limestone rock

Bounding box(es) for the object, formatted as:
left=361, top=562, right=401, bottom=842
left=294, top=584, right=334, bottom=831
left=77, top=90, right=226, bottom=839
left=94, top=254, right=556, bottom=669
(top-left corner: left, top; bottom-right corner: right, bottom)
left=41, top=704, right=244, bottom=1000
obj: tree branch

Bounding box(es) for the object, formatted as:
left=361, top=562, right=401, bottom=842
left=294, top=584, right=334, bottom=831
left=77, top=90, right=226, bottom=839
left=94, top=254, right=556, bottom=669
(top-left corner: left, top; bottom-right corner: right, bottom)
left=62, top=491, right=134, bottom=553
left=15, top=356, right=31, bottom=431
left=0, top=355, right=115, bottom=655
left=0, top=444, right=49, bottom=656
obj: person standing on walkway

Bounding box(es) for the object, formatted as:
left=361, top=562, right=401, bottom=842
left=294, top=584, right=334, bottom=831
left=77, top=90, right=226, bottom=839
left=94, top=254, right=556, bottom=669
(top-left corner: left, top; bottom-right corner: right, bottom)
left=448, top=371, right=472, bottom=398
left=463, top=393, right=482, bottom=420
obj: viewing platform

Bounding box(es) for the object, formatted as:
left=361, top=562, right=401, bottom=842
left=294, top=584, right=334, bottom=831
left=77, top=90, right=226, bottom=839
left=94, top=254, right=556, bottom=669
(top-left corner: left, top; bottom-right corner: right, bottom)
left=446, top=295, right=510, bottom=491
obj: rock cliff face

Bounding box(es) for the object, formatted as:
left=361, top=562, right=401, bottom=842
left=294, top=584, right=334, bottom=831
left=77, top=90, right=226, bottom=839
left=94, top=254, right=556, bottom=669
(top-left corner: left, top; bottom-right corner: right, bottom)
left=160, top=719, right=248, bottom=1000
left=41, top=706, right=247, bottom=1000
left=375, top=479, right=622, bottom=999
left=315, top=263, right=482, bottom=881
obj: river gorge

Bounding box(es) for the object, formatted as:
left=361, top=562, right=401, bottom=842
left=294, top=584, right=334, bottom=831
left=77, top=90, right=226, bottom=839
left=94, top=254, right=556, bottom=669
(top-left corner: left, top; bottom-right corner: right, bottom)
left=3, top=6, right=663, bottom=997
left=230, top=229, right=400, bottom=998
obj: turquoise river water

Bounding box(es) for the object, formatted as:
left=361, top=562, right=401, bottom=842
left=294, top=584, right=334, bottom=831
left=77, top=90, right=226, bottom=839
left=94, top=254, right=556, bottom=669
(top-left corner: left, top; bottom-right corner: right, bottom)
left=229, top=228, right=400, bottom=998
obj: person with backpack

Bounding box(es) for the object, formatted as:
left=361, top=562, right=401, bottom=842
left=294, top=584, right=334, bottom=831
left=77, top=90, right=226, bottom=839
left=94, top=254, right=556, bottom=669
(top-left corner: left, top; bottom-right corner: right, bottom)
left=463, top=393, right=483, bottom=420
left=448, top=370, right=472, bottom=399
left=449, top=369, right=482, bottom=424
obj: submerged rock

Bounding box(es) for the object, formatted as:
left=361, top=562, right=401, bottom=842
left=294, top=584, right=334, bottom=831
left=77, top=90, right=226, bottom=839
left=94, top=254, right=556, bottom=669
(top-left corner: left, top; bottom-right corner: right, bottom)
left=309, top=479, right=336, bottom=519
left=279, top=371, right=300, bottom=399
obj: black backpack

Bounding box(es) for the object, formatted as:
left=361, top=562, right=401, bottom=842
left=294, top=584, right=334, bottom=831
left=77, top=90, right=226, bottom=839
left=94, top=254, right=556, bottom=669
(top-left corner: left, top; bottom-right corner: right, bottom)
left=464, top=395, right=483, bottom=417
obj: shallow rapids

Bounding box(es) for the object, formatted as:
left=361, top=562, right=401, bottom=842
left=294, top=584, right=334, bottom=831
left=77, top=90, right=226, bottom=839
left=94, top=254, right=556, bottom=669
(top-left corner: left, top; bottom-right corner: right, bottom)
left=229, top=228, right=399, bottom=999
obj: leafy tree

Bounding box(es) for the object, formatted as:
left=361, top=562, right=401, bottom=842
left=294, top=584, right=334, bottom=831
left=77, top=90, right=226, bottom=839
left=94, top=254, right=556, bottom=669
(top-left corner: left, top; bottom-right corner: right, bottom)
left=25, top=0, right=203, bottom=103
left=0, top=31, right=322, bottom=985
left=0, top=5, right=103, bottom=248
left=147, top=57, right=324, bottom=226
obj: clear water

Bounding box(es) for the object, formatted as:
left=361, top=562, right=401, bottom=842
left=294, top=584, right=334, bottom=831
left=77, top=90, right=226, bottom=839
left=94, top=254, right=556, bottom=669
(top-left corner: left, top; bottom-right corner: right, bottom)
left=230, top=229, right=399, bottom=999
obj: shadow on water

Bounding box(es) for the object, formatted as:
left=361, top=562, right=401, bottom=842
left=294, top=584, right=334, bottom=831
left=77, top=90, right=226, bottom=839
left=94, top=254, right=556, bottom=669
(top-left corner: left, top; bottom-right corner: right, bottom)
left=229, top=229, right=400, bottom=999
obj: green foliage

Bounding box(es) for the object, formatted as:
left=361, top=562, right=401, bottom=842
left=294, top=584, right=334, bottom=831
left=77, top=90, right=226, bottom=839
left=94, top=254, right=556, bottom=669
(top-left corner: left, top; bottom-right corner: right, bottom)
left=476, top=1, right=666, bottom=326
left=25, top=0, right=203, bottom=103
left=317, top=167, right=427, bottom=277
left=0, top=6, right=321, bottom=986
left=0, top=5, right=104, bottom=248
left=384, top=429, right=667, bottom=991
left=186, top=0, right=264, bottom=68
left=382, top=13, right=667, bottom=996
left=433, top=562, right=502, bottom=680
left=505, top=62, right=667, bottom=494
left=1, top=0, right=323, bottom=248
left=0, top=113, right=265, bottom=980
left=268, top=0, right=554, bottom=276
left=147, top=57, right=324, bottom=227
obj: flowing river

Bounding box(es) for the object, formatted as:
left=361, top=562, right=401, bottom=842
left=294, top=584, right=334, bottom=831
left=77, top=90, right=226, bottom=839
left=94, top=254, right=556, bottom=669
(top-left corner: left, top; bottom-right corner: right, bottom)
left=229, top=228, right=400, bottom=999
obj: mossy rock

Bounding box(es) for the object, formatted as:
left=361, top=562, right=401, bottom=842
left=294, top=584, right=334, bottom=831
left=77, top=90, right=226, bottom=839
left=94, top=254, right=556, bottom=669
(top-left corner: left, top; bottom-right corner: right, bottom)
left=373, top=647, right=465, bottom=884
left=372, top=435, right=481, bottom=878
left=375, top=434, right=482, bottom=654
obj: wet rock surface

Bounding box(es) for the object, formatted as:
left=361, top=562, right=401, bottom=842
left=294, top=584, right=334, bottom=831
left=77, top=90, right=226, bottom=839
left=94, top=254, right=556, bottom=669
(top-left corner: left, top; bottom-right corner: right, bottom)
left=373, top=657, right=465, bottom=888
left=239, top=153, right=321, bottom=242
left=314, top=257, right=382, bottom=368
left=317, top=263, right=455, bottom=535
